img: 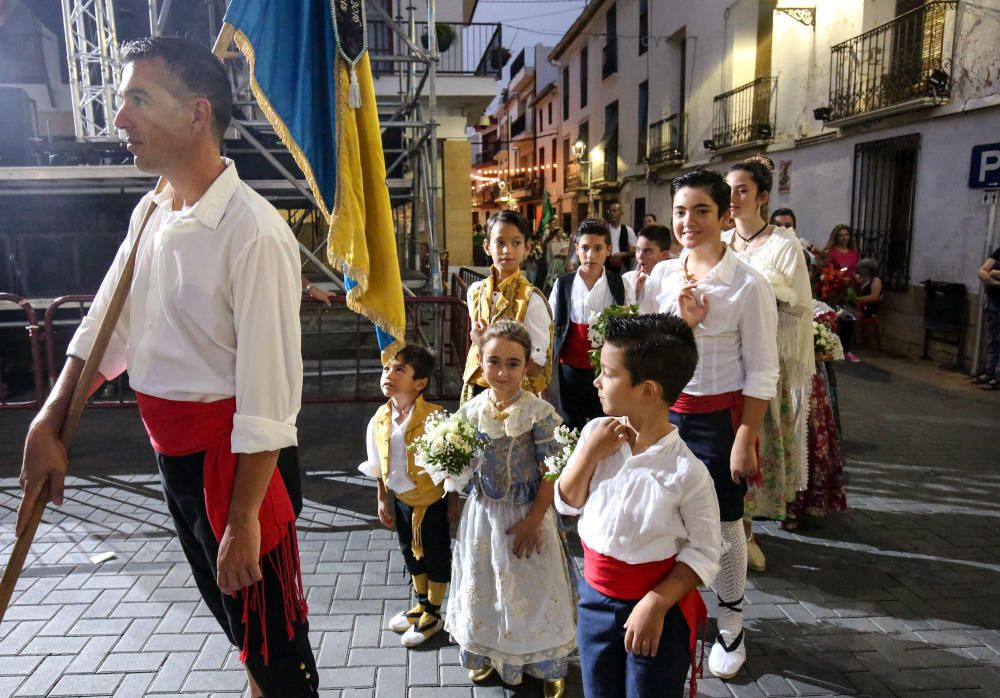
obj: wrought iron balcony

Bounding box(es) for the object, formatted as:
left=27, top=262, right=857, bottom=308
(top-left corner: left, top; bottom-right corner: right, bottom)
left=510, top=173, right=540, bottom=197
left=510, top=113, right=528, bottom=139
left=474, top=141, right=500, bottom=165
left=710, top=77, right=777, bottom=152
left=647, top=114, right=685, bottom=165
left=828, top=1, right=957, bottom=123
left=591, top=149, right=618, bottom=187
left=367, top=21, right=503, bottom=78
left=509, top=48, right=526, bottom=81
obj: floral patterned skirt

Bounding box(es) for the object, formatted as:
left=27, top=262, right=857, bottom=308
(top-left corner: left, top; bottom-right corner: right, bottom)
left=744, top=361, right=799, bottom=520
left=787, top=364, right=847, bottom=519
left=445, top=494, right=577, bottom=684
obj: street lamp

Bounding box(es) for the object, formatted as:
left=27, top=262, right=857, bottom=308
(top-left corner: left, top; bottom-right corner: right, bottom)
left=572, top=139, right=595, bottom=217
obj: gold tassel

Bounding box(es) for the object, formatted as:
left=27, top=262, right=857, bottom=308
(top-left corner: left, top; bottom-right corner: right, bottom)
left=410, top=504, right=428, bottom=560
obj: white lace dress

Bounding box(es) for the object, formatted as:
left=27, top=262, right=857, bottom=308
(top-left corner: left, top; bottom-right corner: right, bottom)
left=445, top=391, right=577, bottom=684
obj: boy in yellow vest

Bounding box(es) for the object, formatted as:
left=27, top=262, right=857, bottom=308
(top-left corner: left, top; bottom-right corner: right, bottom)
left=462, top=210, right=554, bottom=403
left=358, top=345, right=458, bottom=647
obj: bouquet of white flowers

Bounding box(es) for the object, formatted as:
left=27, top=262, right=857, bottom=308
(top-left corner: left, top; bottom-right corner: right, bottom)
left=408, top=411, right=485, bottom=493
left=542, top=424, right=581, bottom=481
left=813, top=319, right=837, bottom=358
left=587, top=304, right=640, bottom=371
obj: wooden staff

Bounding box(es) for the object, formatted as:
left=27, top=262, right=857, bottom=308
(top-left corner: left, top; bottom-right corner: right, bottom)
left=0, top=24, right=238, bottom=621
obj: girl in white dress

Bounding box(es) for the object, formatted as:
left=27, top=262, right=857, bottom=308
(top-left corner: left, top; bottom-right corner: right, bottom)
left=446, top=320, right=576, bottom=698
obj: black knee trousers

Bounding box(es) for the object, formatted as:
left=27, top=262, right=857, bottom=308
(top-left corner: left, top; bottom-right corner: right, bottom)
left=157, top=449, right=319, bottom=697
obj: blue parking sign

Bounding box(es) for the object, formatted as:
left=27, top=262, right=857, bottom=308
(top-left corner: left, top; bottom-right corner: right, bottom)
left=970, top=143, right=1000, bottom=189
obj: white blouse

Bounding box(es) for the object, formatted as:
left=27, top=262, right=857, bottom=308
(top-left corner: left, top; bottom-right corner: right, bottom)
left=723, top=226, right=815, bottom=391
left=67, top=161, right=302, bottom=454
left=358, top=407, right=416, bottom=494
left=640, top=247, right=779, bottom=401
left=554, top=418, right=721, bottom=587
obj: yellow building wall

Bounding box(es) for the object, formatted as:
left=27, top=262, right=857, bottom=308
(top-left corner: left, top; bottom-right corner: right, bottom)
left=442, top=138, right=473, bottom=268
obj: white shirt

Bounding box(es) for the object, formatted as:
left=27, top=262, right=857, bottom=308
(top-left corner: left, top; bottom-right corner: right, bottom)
left=358, top=406, right=416, bottom=494
left=554, top=419, right=721, bottom=586
left=67, top=161, right=303, bottom=454
left=548, top=269, right=636, bottom=324
left=640, top=247, right=778, bottom=400
left=607, top=223, right=637, bottom=256
left=466, top=280, right=551, bottom=366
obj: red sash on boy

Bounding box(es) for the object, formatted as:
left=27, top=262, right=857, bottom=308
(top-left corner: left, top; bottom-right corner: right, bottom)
left=135, top=392, right=308, bottom=664
left=670, top=390, right=762, bottom=486
left=560, top=322, right=593, bottom=369
left=582, top=542, right=708, bottom=698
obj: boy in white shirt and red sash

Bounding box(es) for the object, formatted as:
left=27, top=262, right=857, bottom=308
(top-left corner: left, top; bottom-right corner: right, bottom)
left=640, top=170, right=779, bottom=680
left=555, top=314, right=721, bottom=697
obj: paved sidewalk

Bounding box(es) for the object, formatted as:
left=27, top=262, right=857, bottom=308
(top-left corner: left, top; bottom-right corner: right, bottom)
left=2, top=354, right=1000, bottom=697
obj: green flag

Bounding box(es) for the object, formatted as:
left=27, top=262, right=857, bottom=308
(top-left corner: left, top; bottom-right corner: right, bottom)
left=539, top=190, right=556, bottom=233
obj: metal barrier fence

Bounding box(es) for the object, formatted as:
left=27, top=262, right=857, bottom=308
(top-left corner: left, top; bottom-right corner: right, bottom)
left=0, top=294, right=45, bottom=408
left=1, top=292, right=470, bottom=409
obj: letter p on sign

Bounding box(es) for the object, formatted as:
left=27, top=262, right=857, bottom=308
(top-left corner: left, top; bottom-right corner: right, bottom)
left=970, top=143, right=1000, bottom=189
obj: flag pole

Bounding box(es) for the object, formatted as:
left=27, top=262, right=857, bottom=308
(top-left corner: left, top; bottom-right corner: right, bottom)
left=0, top=25, right=238, bottom=622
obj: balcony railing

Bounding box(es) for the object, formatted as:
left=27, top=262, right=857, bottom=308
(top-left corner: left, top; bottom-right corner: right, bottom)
left=474, top=141, right=500, bottom=165
left=710, top=77, right=777, bottom=151
left=828, top=1, right=957, bottom=122
left=509, top=48, right=526, bottom=80
left=647, top=114, right=685, bottom=165
left=367, top=21, right=503, bottom=78
left=510, top=174, right=540, bottom=197
left=510, top=113, right=527, bottom=139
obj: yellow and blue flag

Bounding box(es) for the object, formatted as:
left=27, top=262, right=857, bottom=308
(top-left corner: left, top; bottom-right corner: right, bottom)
left=225, top=0, right=405, bottom=362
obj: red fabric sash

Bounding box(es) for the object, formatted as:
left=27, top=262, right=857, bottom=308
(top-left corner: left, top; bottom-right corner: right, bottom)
left=135, top=392, right=307, bottom=664
left=581, top=542, right=708, bottom=698
left=560, top=321, right=593, bottom=369
left=670, top=390, right=762, bottom=486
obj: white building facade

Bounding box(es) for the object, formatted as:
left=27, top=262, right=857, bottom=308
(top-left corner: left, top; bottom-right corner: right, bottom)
left=546, top=0, right=1000, bottom=366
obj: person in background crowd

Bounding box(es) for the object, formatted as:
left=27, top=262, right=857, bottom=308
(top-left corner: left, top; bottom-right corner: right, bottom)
left=643, top=212, right=657, bottom=226
left=823, top=224, right=859, bottom=278
left=972, top=246, right=1000, bottom=390
left=623, top=224, right=674, bottom=305
left=605, top=201, right=637, bottom=273
left=550, top=219, right=635, bottom=429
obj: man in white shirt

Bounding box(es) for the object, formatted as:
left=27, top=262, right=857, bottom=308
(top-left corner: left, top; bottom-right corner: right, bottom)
left=605, top=201, right=637, bottom=273
left=641, top=170, right=778, bottom=682
left=549, top=219, right=635, bottom=429
left=15, top=37, right=318, bottom=697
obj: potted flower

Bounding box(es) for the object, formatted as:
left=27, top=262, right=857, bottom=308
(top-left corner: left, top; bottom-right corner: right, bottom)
left=421, top=23, right=457, bottom=52
left=490, top=45, right=512, bottom=68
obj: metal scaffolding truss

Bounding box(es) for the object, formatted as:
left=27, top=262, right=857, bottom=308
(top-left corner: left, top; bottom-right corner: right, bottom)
left=57, top=0, right=442, bottom=292
left=60, top=0, right=120, bottom=141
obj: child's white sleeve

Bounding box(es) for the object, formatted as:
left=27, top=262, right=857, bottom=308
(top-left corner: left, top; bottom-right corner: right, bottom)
left=357, top=415, right=381, bottom=479
left=675, top=457, right=723, bottom=586
left=524, top=293, right=552, bottom=366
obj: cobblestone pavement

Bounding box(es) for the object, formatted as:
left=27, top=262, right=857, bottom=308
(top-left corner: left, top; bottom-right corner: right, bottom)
left=1, top=355, right=999, bottom=697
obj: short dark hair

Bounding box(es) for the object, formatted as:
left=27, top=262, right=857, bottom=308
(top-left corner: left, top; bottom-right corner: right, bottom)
left=486, top=210, right=530, bottom=242
left=637, top=224, right=673, bottom=251
left=120, top=36, right=232, bottom=142
left=393, top=344, right=436, bottom=383
left=670, top=170, right=731, bottom=220
left=577, top=218, right=612, bottom=245
left=770, top=207, right=797, bottom=228
left=603, top=314, right=698, bottom=405
left=644, top=213, right=657, bottom=222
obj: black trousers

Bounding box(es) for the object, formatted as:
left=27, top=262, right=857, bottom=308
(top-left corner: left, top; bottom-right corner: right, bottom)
left=393, top=497, right=452, bottom=583
left=669, top=408, right=746, bottom=522
left=157, top=449, right=319, bottom=697
left=558, top=362, right=604, bottom=430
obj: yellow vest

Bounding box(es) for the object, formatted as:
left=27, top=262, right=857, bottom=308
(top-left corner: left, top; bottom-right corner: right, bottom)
left=461, top=268, right=553, bottom=404
left=374, top=395, right=444, bottom=560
